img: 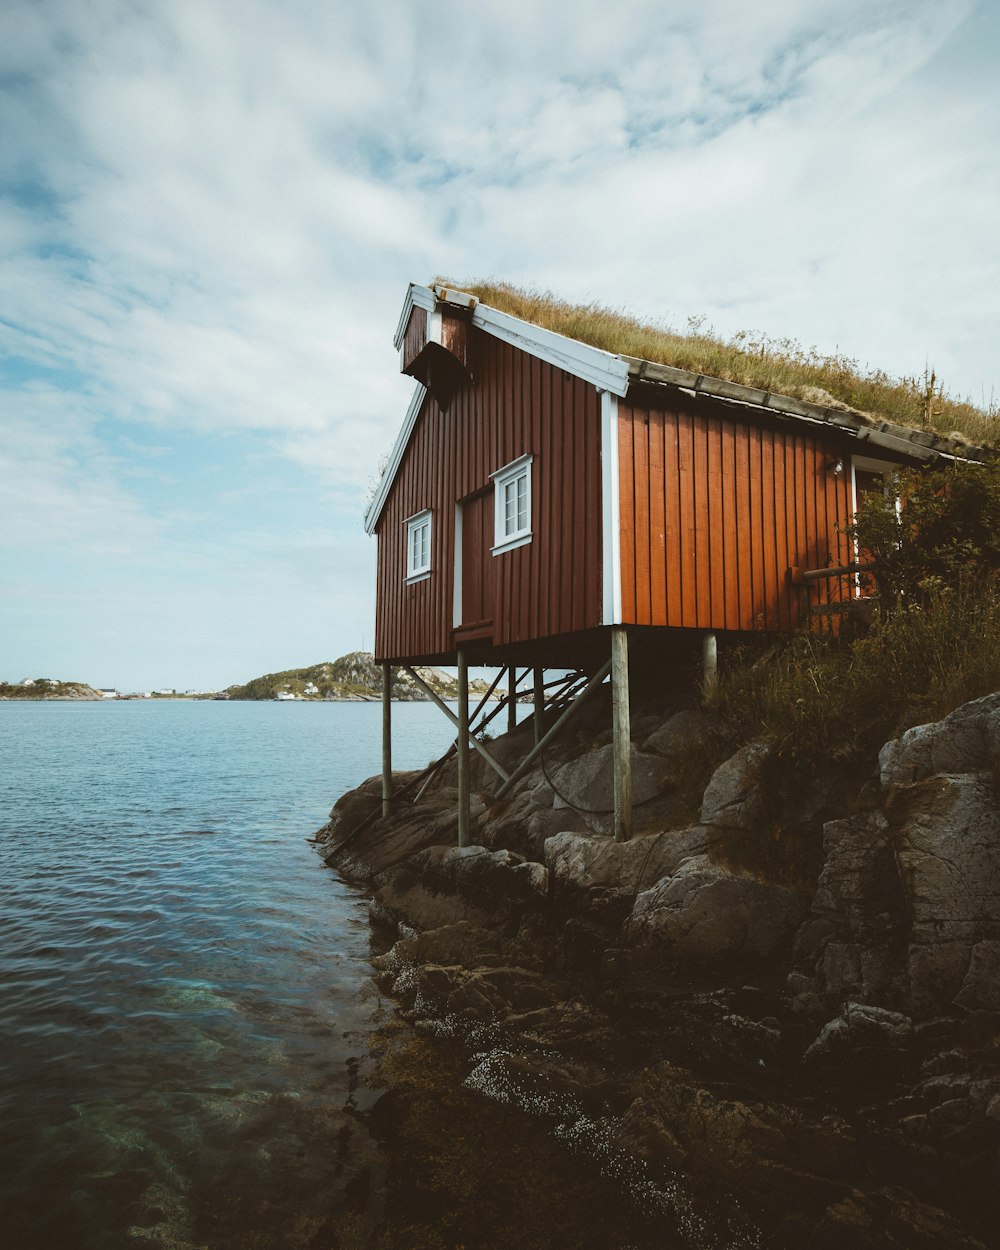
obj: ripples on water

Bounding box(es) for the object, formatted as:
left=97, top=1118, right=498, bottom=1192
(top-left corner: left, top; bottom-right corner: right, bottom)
left=0, top=699, right=454, bottom=1250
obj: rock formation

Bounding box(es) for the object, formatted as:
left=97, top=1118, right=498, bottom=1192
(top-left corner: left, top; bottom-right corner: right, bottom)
left=317, top=692, right=1000, bottom=1249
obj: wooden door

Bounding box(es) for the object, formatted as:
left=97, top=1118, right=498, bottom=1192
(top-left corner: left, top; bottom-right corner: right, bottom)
left=458, top=489, right=494, bottom=640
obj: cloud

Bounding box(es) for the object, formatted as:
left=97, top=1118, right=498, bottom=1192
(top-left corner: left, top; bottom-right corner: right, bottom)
left=1, top=0, right=996, bottom=684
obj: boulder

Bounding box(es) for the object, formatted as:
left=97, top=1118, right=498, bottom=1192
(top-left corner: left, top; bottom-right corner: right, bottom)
left=544, top=827, right=714, bottom=922
left=700, top=741, right=775, bottom=832
left=626, top=854, right=807, bottom=963
left=879, top=692, right=1000, bottom=788
left=372, top=843, right=549, bottom=936
left=641, top=708, right=718, bottom=758
left=890, top=774, right=1000, bottom=1016
left=803, top=1003, right=914, bottom=1074
left=549, top=744, right=676, bottom=837
left=789, top=812, right=910, bottom=1013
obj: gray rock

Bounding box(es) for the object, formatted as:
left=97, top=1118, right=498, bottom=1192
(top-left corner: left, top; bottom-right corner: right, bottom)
left=789, top=811, right=909, bottom=1011
left=626, top=854, right=807, bottom=962
left=544, top=827, right=715, bottom=918
left=700, top=741, right=774, bottom=831
left=878, top=692, right=1000, bottom=788
left=893, top=774, right=1000, bottom=1016
left=549, top=744, right=671, bottom=837
left=803, top=1002, right=914, bottom=1068
left=642, top=708, right=718, bottom=758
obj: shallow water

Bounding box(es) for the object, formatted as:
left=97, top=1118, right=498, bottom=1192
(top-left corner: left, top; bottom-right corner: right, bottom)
left=0, top=699, right=455, bottom=1250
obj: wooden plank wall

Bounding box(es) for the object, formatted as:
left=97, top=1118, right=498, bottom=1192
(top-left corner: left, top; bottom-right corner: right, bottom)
left=618, top=393, right=855, bottom=631
left=375, top=335, right=603, bottom=662
left=401, top=306, right=427, bottom=373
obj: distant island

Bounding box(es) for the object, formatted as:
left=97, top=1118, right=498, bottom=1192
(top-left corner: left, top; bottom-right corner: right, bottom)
left=0, top=678, right=107, bottom=700
left=222, top=652, right=491, bottom=702
left=1, top=653, right=491, bottom=703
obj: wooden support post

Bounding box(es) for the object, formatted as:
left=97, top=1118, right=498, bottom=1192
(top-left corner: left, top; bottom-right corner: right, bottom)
left=702, top=631, right=718, bottom=700
left=507, top=666, right=517, bottom=735
left=533, top=667, right=544, bottom=746
left=456, top=648, right=470, bottom=848
left=381, top=663, right=392, bottom=819
left=611, top=626, right=632, bottom=843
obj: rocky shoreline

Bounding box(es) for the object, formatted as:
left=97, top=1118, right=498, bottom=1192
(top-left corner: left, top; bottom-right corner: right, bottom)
left=316, top=690, right=1000, bottom=1249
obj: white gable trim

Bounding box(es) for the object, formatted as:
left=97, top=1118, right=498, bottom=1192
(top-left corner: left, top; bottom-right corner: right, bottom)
left=364, top=383, right=427, bottom=534
left=393, top=284, right=437, bottom=350
left=601, top=392, right=622, bottom=624
left=472, top=303, right=629, bottom=397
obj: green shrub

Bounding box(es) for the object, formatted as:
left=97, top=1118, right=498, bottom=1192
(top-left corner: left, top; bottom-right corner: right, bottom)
left=713, top=576, right=1000, bottom=771
left=852, top=458, right=1000, bottom=604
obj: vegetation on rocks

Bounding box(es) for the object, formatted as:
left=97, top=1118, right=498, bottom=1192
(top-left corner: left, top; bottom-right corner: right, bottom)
left=442, top=279, right=998, bottom=447
left=0, top=678, right=102, bottom=700
left=225, top=652, right=491, bottom=702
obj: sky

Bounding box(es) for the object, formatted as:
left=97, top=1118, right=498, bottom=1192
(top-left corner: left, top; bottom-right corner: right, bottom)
left=2, top=0, right=998, bottom=691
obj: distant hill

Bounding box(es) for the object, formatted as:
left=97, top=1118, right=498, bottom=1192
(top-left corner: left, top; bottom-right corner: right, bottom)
left=223, top=652, right=491, bottom=702
left=0, top=678, right=104, bottom=700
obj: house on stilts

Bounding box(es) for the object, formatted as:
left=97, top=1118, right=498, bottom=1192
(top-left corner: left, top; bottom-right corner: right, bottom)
left=366, top=282, right=989, bottom=844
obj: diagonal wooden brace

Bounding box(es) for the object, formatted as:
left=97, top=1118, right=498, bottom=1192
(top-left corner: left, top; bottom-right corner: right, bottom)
left=401, top=665, right=511, bottom=783
left=495, top=658, right=612, bottom=799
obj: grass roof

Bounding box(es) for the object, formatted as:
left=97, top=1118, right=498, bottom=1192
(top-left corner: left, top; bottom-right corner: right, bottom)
left=440, top=279, right=996, bottom=449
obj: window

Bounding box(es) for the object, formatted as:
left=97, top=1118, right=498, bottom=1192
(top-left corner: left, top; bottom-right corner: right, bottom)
left=405, top=509, right=432, bottom=582
left=491, top=453, right=533, bottom=554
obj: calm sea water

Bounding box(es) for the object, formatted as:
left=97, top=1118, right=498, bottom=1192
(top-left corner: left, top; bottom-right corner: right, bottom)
left=0, top=699, right=455, bottom=1250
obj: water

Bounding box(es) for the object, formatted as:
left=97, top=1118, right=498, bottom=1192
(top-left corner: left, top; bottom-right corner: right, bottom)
left=0, top=699, right=455, bottom=1250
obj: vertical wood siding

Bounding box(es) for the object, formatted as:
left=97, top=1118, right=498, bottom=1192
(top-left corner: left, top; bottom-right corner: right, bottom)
left=375, top=334, right=603, bottom=662
left=618, top=394, right=854, bottom=631
left=401, top=307, right=427, bottom=373
left=440, top=310, right=470, bottom=370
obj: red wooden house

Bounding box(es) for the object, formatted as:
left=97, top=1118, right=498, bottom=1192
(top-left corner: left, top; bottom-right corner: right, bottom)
left=365, top=283, right=984, bottom=841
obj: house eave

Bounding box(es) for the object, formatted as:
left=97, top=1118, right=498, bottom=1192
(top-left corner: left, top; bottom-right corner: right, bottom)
left=623, top=356, right=990, bottom=466
left=364, top=383, right=427, bottom=535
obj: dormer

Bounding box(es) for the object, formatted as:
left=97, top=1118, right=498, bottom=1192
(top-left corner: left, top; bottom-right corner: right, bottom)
left=394, top=283, right=477, bottom=408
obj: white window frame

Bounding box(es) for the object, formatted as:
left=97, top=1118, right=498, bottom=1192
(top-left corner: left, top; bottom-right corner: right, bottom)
left=491, top=453, right=533, bottom=555
left=404, top=508, right=432, bottom=583
left=850, top=454, right=900, bottom=595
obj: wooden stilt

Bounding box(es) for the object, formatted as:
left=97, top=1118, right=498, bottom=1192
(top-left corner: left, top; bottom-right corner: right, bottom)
left=507, top=666, right=517, bottom=734
left=381, top=662, right=392, bottom=819
left=612, top=627, right=632, bottom=842
left=456, top=648, right=470, bottom=848
left=533, top=667, right=544, bottom=745
left=702, top=631, right=718, bottom=699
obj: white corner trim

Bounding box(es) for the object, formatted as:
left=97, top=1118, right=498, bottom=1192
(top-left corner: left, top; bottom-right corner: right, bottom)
left=601, top=391, right=622, bottom=625
left=364, top=383, right=427, bottom=535
left=473, top=304, right=630, bottom=397
left=453, top=500, right=463, bottom=628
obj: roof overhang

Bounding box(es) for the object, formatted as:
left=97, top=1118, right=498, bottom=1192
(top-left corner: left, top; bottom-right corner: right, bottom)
left=364, top=383, right=426, bottom=535
left=624, top=357, right=989, bottom=466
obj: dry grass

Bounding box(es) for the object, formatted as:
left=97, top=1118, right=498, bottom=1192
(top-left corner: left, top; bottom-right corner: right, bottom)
left=439, top=279, right=997, bottom=447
